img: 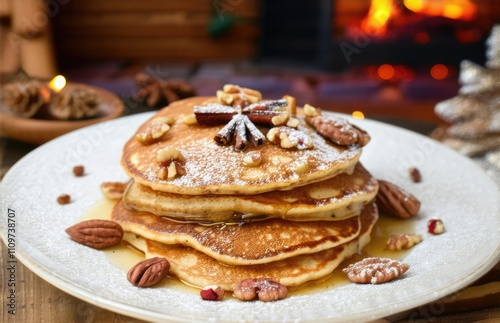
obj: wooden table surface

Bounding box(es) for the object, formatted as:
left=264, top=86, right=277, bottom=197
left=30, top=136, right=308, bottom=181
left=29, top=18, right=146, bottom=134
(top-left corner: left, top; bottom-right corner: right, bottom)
left=1, top=117, right=499, bottom=322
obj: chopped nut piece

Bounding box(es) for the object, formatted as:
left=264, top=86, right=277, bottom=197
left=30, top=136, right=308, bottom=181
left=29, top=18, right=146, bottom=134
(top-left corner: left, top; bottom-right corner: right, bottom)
left=271, top=111, right=290, bottom=126
left=157, top=168, right=168, bottom=180
left=57, top=194, right=71, bottom=205
left=342, top=257, right=410, bottom=284
left=303, top=104, right=321, bottom=118
left=377, top=180, right=421, bottom=218
left=294, top=162, right=310, bottom=174
left=243, top=151, right=262, bottom=167
left=217, top=90, right=234, bottom=105
left=156, top=147, right=184, bottom=163
left=267, top=127, right=313, bottom=150
left=282, top=95, right=297, bottom=116
left=386, top=233, right=422, bottom=251
left=156, top=147, right=185, bottom=180
left=101, top=181, right=129, bottom=200
left=286, top=117, right=300, bottom=128
left=217, top=84, right=262, bottom=108
left=409, top=167, right=422, bottom=183
left=428, top=218, right=445, bottom=234
left=127, top=257, right=170, bottom=287
left=73, top=165, right=85, bottom=177
left=65, top=220, right=124, bottom=250
left=152, top=116, right=175, bottom=125
left=200, top=285, right=225, bottom=301
left=136, top=120, right=171, bottom=145
left=166, top=162, right=177, bottom=179
left=182, top=113, right=198, bottom=125
left=233, top=278, right=287, bottom=302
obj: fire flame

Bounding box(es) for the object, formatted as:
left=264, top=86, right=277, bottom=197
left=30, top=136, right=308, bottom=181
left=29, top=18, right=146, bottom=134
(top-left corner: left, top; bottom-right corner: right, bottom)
left=49, top=75, right=66, bottom=93
left=404, top=0, right=476, bottom=20
left=360, top=0, right=397, bottom=36
left=361, top=0, right=477, bottom=36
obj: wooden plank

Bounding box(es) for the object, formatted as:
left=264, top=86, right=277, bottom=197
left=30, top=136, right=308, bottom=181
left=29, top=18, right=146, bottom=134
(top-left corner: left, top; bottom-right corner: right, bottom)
left=54, top=23, right=260, bottom=39
left=59, top=0, right=261, bottom=17
left=60, top=0, right=213, bottom=13
left=55, top=12, right=211, bottom=26
left=56, top=38, right=256, bottom=60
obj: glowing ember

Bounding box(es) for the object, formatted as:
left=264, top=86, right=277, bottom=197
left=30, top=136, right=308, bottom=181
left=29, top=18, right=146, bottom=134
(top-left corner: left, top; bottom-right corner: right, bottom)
left=49, top=75, right=66, bottom=92
left=430, top=64, right=449, bottom=80
left=377, top=64, right=395, bottom=81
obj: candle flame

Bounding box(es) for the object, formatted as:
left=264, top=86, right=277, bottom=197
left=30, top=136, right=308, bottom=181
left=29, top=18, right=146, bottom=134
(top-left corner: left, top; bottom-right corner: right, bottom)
left=49, top=75, right=66, bottom=92
left=352, top=111, right=365, bottom=119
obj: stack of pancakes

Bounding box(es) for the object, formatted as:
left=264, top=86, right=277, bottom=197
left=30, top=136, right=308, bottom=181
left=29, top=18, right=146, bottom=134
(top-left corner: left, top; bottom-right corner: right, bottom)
left=114, top=96, right=379, bottom=291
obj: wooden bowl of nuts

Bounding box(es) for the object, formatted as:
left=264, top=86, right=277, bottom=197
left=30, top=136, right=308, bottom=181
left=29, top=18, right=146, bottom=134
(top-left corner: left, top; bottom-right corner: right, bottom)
left=0, top=81, right=124, bottom=145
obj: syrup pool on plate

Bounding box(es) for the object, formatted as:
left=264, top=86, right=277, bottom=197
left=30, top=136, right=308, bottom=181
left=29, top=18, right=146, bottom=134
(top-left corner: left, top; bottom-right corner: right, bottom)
left=289, top=214, right=417, bottom=296
left=80, top=199, right=199, bottom=293
left=81, top=199, right=418, bottom=296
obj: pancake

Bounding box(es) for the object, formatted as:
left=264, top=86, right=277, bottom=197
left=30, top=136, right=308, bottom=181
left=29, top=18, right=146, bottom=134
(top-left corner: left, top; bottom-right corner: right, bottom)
left=123, top=202, right=378, bottom=290
left=120, top=97, right=363, bottom=195
left=123, top=163, right=378, bottom=222
left=112, top=200, right=362, bottom=265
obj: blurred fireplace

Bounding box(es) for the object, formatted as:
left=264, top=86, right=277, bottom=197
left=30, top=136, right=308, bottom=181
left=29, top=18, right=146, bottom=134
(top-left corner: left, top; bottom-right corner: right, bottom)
left=260, top=0, right=500, bottom=70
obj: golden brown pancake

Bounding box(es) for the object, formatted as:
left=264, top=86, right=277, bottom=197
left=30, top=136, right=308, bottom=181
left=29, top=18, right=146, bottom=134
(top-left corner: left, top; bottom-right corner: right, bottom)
left=124, top=203, right=378, bottom=290
left=123, top=163, right=378, bottom=222
left=120, top=97, right=362, bottom=195
left=112, top=200, right=362, bottom=265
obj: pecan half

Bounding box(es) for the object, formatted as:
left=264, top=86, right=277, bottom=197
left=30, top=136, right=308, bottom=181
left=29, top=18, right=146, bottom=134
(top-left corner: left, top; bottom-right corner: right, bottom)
left=377, top=180, right=421, bottom=218
left=386, top=233, right=422, bottom=251
left=127, top=257, right=170, bottom=287
left=306, top=115, right=370, bottom=147
left=65, top=220, right=123, bottom=249
left=342, top=257, right=410, bottom=284
left=233, top=278, right=287, bottom=302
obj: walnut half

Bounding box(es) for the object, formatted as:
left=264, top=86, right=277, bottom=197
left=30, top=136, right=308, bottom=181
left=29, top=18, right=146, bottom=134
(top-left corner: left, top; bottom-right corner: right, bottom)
left=267, top=127, right=313, bottom=150
left=233, top=278, right=287, bottom=302
left=386, top=233, right=422, bottom=251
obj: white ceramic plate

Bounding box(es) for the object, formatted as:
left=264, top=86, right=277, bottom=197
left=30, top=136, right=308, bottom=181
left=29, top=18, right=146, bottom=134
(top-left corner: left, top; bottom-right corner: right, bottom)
left=1, top=113, right=499, bottom=322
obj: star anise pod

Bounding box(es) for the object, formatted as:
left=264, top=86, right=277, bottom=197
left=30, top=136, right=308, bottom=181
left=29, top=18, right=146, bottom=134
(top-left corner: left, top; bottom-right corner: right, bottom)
left=133, top=73, right=197, bottom=108
left=194, top=100, right=288, bottom=151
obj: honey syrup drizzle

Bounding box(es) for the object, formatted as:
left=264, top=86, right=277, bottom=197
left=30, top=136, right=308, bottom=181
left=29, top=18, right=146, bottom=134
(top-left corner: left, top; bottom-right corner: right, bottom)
left=81, top=199, right=417, bottom=296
